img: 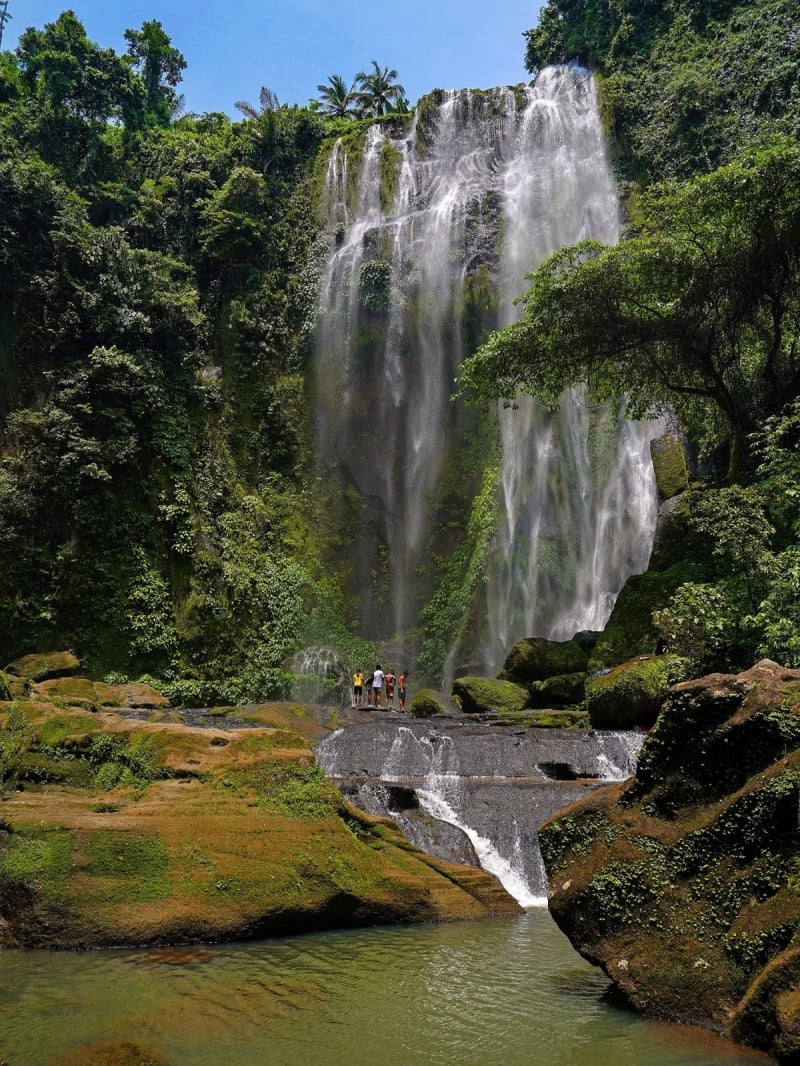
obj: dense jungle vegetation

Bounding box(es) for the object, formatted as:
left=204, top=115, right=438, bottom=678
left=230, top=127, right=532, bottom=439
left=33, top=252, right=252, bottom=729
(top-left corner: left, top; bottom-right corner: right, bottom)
left=466, top=0, right=800, bottom=674
left=0, top=10, right=381, bottom=700
left=1, top=1, right=799, bottom=700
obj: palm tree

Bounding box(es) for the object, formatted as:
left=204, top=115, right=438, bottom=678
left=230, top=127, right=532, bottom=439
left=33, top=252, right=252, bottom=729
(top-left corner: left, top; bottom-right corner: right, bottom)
left=316, top=74, right=356, bottom=118
left=234, top=85, right=280, bottom=120
left=354, top=61, right=406, bottom=118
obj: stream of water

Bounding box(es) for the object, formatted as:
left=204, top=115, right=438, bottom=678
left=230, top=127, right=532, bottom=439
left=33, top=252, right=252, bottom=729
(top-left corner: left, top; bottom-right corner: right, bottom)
left=0, top=913, right=773, bottom=1066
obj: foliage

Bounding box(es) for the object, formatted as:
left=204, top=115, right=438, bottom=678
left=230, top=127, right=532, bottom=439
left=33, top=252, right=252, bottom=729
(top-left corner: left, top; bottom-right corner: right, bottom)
left=654, top=410, right=800, bottom=670
left=524, top=0, right=800, bottom=182
left=353, top=61, right=406, bottom=118
left=462, top=140, right=800, bottom=473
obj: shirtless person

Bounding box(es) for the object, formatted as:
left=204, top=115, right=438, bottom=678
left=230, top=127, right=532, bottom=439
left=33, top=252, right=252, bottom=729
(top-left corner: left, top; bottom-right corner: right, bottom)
left=384, top=669, right=396, bottom=709
left=398, top=670, right=408, bottom=711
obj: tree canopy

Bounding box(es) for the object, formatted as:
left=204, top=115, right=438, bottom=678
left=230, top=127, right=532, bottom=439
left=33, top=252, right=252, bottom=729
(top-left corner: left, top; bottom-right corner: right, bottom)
left=461, top=139, right=800, bottom=471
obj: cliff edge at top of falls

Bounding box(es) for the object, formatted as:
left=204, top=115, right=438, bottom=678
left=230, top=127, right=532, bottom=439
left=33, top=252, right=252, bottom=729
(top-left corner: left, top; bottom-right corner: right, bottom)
left=539, top=659, right=800, bottom=1063
left=0, top=676, right=520, bottom=949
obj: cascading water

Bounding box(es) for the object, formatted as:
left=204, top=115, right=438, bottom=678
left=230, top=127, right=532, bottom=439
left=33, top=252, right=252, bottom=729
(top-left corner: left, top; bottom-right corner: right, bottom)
left=317, top=720, right=645, bottom=907
left=314, top=65, right=659, bottom=675
left=484, top=66, right=660, bottom=672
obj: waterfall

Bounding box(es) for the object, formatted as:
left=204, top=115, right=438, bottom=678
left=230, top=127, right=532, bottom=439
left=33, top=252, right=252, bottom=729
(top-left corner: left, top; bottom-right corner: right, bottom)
left=314, top=66, right=659, bottom=674
left=317, top=720, right=645, bottom=907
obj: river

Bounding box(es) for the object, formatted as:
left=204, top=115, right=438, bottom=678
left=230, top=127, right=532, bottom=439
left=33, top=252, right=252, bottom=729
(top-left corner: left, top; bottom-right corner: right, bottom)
left=0, top=911, right=773, bottom=1065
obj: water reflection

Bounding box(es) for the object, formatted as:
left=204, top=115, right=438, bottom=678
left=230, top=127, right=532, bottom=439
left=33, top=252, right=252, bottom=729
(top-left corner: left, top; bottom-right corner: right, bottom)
left=0, top=913, right=774, bottom=1066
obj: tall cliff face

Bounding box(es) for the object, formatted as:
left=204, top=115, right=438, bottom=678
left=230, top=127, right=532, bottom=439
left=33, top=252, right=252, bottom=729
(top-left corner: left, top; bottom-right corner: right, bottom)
left=313, top=67, right=659, bottom=682
left=540, top=660, right=800, bottom=1061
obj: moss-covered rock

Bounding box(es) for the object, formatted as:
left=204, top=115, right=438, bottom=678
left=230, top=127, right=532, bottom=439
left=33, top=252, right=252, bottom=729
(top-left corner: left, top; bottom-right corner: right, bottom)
left=409, top=689, right=445, bottom=718
left=451, top=676, right=528, bottom=715
left=541, top=660, right=800, bottom=1062
left=0, top=701, right=519, bottom=948
left=5, top=651, right=80, bottom=683
left=529, top=672, right=586, bottom=709
left=0, top=671, right=12, bottom=701
left=649, top=433, right=689, bottom=501
left=589, top=564, right=706, bottom=669
left=501, top=637, right=588, bottom=683
left=585, top=655, right=689, bottom=729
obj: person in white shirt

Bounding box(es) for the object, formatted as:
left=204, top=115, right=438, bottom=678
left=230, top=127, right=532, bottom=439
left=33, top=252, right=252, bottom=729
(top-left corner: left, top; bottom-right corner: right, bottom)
left=372, top=664, right=385, bottom=708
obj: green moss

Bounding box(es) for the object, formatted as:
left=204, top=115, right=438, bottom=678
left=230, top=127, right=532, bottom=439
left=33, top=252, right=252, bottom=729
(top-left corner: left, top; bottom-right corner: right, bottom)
left=5, top=651, right=80, bottom=682
left=35, top=714, right=102, bottom=747
left=86, top=830, right=171, bottom=902
left=379, top=141, right=403, bottom=214
left=451, top=676, right=529, bottom=715
left=586, top=654, right=689, bottom=729
left=529, top=672, right=587, bottom=709
left=409, top=689, right=445, bottom=718
left=589, top=564, right=708, bottom=668
left=0, top=824, right=74, bottom=905
left=501, top=637, right=588, bottom=683
left=650, top=433, right=689, bottom=501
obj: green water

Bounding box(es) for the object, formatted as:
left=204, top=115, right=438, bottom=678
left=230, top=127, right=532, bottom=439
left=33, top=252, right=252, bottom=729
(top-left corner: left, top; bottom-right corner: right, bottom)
left=0, top=912, right=774, bottom=1066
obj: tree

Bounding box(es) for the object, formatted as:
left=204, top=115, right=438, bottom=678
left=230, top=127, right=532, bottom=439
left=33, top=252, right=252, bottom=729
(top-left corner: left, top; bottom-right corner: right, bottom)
left=0, top=1, right=11, bottom=50
left=315, top=74, right=355, bottom=118
left=235, top=85, right=279, bottom=120
left=461, top=140, right=800, bottom=477
left=354, top=61, right=405, bottom=117
left=16, top=11, right=146, bottom=136
left=123, top=20, right=186, bottom=127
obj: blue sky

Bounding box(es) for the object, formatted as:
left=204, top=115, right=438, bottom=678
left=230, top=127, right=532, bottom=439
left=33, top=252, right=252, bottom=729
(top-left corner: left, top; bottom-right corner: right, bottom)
left=6, top=1, right=544, bottom=115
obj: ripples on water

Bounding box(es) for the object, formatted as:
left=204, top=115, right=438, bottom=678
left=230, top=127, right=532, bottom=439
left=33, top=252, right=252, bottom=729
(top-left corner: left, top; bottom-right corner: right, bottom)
left=0, top=913, right=774, bottom=1066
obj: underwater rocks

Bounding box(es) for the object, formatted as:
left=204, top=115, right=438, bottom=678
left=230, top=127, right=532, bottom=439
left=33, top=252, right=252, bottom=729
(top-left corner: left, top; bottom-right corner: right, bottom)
left=540, top=659, right=800, bottom=1062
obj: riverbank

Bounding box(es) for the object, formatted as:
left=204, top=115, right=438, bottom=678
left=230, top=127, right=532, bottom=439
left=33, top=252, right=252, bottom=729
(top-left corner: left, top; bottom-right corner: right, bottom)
left=0, top=676, right=520, bottom=948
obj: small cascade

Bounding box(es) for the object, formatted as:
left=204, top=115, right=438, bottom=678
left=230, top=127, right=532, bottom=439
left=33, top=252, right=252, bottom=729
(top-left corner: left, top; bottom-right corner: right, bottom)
left=317, top=720, right=645, bottom=907
left=416, top=787, right=543, bottom=907
left=290, top=646, right=351, bottom=706
left=595, top=729, right=646, bottom=781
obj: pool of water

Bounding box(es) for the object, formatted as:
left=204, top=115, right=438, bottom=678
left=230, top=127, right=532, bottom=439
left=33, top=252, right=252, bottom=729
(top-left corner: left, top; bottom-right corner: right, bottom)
left=0, top=912, right=773, bottom=1065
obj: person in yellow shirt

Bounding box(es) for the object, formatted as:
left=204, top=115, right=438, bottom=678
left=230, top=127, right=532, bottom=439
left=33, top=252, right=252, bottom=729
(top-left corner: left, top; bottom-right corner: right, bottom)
left=352, top=669, right=364, bottom=708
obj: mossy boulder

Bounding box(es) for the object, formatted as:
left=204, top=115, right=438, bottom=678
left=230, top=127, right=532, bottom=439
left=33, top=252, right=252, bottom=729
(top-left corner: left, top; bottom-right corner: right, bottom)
left=451, top=676, right=528, bottom=715
left=585, top=655, right=689, bottom=729
left=0, top=702, right=519, bottom=948
left=649, top=432, right=689, bottom=502
left=589, top=563, right=706, bottom=669
left=529, top=672, right=586, bottom=709
left=409, top=689, right=445, bottom=718
left=541, top=660, right=800, bottom=1062
left=501, top=638, right=588, bottom=683
left=5, top=651, right=81, bottom=683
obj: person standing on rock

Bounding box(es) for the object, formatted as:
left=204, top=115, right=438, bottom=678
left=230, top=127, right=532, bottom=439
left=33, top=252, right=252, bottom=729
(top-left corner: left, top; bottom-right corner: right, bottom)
left=384, top=668, right=396, bottom=710
left=352, top=669, right=364, bottom=708
left=364, top=668, right=374, bottom=707
left=372, top=663, right=385, bottom=708
left=398, top=670, right=408, bottom=711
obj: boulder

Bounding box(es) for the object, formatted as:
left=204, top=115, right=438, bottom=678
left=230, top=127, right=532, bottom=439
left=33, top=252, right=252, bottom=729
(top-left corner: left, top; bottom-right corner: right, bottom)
left=5, top=651, right=80, bottom=683
left=501, top=637, right=588, bottom=683
left=585, top=655, right=688, bottom=729
left=408, top=689, right=446, bottom=718
left=529, top=672, right=586, bottom=709
left=540, top=660, right=800, bottom=1062
left=451, top=676, right=529, bottom=715
left=588, top=563, right=706, bottom=669
left=649, top=432, right=689, bottom=502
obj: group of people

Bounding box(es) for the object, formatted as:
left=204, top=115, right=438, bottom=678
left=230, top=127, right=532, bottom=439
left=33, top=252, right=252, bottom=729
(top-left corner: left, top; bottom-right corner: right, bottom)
left=352, top=665, right=408, bottom=711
